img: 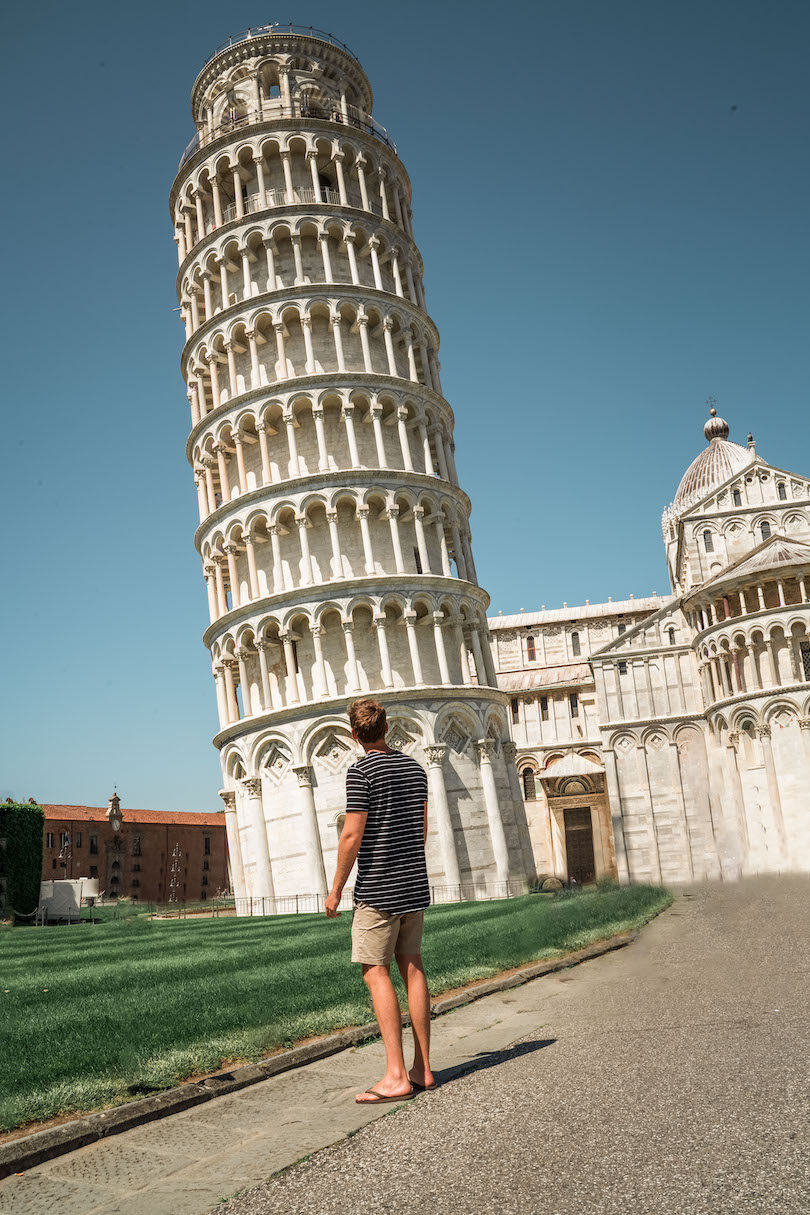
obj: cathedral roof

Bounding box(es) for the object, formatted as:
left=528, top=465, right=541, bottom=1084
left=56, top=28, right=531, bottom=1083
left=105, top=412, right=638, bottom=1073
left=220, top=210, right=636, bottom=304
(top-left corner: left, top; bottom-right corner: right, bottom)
left=669, top=410, right=753, bottom=520
left=688, top=534, right=810, bottom=597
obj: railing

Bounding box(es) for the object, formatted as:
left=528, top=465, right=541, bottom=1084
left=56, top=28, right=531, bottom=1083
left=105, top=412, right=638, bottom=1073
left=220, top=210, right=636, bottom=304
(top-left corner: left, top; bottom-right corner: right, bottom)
left=179, top=100, right=395, bottom=169
left=203, top=24, right=361, bottom=70
left=234, top=880, right=528, bottom=918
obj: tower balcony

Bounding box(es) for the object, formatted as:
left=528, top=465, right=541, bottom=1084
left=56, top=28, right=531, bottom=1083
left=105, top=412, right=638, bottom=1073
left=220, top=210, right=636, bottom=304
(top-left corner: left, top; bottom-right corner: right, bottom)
left=180, top=100, right=396, bottom=171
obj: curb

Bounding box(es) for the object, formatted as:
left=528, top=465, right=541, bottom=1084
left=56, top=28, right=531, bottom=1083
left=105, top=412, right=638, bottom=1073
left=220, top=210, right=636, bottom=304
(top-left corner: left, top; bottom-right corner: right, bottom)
left=0, top=929, right=636, bottom=1180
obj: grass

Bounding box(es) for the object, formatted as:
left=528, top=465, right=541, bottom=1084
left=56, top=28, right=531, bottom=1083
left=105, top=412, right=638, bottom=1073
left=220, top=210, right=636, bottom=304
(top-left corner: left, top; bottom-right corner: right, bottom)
left=0, top=883, right=671, bottom=1132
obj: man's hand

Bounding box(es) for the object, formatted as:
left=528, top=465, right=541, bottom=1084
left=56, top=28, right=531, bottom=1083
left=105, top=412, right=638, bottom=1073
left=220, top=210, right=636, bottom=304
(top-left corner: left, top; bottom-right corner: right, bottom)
left=325, top=889, right=342, bottom=918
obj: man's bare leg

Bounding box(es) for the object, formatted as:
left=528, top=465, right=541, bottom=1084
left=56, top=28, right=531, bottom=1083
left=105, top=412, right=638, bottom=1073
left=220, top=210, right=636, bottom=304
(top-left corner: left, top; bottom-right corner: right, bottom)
left=356, top=963, right=412, bottom=1102
left=397, top=953, right=435, bottom=1088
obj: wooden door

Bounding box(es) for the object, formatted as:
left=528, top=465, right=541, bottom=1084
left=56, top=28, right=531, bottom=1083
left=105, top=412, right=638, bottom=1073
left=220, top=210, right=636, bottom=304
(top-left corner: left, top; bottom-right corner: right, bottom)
left=563, top=806, right=595, bottom=884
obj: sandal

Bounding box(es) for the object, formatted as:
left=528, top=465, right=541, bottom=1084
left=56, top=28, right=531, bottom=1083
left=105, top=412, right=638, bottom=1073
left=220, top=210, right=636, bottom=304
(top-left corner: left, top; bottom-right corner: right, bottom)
left=355, top=1087, right=415, bottom=1104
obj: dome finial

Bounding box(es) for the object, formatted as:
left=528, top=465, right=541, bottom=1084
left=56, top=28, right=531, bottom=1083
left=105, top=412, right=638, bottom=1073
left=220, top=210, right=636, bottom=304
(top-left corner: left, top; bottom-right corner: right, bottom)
left=704, top=396, right=729, bottom=441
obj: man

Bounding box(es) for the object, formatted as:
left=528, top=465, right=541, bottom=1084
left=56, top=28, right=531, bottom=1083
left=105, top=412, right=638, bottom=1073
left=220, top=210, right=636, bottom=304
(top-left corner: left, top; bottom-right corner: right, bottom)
left=325, top=697, right=436, bottom=1104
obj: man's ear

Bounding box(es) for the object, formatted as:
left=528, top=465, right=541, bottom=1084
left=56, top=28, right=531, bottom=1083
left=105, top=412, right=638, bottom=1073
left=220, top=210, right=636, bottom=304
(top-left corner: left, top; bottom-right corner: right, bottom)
left=350, top=728, right=358, bottom=742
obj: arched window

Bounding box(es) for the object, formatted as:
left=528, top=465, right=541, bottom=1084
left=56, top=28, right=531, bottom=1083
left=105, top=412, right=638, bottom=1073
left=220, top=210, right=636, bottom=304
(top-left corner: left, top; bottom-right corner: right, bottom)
left=521, top=768, right=536, bottom=800
left=777, top=482, right=787, bottom=501
left=703, top=530, right=714, bottom=553
left=510, top=697, right=520, bottom=724
left=760, top=521, right=771, bottom=540
left=571, top=631, right=581, bottom=656
left=667, top=627, right=676, bottom=645
left=732, top=489, right=742, bottom=506
left=526, top=635, right=536, bottom=662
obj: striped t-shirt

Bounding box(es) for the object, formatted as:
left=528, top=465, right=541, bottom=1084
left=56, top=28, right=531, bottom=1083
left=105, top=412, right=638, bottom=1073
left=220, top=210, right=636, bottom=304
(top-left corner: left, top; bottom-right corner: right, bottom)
left=345, top=749, right=430, bottom=914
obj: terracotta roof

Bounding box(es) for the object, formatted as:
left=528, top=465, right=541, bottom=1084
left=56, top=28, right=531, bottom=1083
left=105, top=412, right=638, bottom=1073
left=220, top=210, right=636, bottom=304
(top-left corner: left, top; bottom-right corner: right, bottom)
left=489, top=596, right=665, bottom=630
left=42, top=805, right=224, bottom=826
left=497, top=664, right=594, bottom=692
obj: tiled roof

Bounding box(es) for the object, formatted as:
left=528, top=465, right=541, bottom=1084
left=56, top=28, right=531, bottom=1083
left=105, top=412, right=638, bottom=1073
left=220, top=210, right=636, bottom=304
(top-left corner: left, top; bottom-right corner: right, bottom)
left=496, top=664, right=594, bottom=692
left=692, top=534, right=810, bottom=595
left=489, top=596, right=666, bottom=630
left=42, top=805, right=224, bottom=826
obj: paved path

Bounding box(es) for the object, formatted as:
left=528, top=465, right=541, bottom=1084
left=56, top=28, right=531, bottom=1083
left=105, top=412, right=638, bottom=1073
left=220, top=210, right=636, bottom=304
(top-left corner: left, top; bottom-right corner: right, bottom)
left=2, top=879, right=806, bottom=1214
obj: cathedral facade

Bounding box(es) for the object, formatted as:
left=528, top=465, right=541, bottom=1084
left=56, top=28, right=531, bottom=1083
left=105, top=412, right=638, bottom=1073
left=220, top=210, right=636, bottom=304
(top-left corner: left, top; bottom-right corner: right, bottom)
left=492, top=412, right=810, bottom=885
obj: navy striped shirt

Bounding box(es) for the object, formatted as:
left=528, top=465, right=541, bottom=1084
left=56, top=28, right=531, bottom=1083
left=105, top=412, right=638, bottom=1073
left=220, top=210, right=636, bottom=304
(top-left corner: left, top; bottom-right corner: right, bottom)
left=346, top=749, right=430, bottom=914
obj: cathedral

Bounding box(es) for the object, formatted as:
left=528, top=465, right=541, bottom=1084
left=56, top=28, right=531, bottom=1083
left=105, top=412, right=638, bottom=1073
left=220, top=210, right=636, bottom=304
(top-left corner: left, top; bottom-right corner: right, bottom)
left=492, top=410, right=810, bottom=886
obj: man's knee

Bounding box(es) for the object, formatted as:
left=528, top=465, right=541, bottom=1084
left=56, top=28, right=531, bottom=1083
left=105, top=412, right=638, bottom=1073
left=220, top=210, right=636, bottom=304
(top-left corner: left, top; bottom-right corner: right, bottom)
left=362, top=962, right=390, bottom=988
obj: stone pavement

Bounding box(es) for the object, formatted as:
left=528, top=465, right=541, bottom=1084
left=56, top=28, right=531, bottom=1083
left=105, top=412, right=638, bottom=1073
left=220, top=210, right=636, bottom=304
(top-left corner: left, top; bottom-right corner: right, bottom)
left=218, top=876, right=809, bottom=1215
left=2, top=879, right=806, bottom=1214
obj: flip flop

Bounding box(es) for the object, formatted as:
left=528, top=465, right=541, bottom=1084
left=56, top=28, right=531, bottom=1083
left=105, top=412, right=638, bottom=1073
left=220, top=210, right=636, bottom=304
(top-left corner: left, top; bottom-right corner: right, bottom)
left=355, top=1087, right=414, bottom=1105
left=410, top=1080, right=438, bottom=1091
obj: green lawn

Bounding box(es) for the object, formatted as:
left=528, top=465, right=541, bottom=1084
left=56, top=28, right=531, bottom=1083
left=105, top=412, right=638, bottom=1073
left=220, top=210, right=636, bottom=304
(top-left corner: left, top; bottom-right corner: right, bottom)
left=0, top=884, right=671, bottom=1132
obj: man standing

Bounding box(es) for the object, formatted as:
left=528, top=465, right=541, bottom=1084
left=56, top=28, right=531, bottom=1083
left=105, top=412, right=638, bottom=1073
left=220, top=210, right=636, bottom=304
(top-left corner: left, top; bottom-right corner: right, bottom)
left=325, top=698, right=436, bottom=1104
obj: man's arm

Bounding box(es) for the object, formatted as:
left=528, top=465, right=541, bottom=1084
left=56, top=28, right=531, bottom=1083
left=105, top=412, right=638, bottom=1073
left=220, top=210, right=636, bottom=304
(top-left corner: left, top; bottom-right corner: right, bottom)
left=325, top=812, right=367, bottom=917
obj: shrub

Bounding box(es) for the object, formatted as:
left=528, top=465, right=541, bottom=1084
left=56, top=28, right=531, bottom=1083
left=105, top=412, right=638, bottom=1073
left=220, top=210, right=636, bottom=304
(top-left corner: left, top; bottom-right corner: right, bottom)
left=0, top=803, right=45, bottom=918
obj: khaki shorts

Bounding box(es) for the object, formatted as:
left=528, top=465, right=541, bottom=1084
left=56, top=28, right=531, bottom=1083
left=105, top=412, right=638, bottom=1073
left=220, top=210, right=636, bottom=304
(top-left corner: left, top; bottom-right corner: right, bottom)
left=351, top=901, right=424, bottom=965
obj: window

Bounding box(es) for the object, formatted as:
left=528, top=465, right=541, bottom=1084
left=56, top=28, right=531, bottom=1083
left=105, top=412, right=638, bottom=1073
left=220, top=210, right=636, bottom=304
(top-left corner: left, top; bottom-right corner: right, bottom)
left=131, top=879, right=140, bottom=888
left=267, top=83, right=280, bottom=98
left=540, top=695, right=549, bottom=721
left=760, top=522, right=771, bottom=540
left=133, top=862, right=141, bottom=872
left=618, top=661, right=628, bottom=675
left=204, top=835, right=211, bottom=856
left=732, top=489, right=742, bottom=506
left=526, top=635, right=536, bottom=662
left=569, top=693, right=579, bottom=718
left=111, top=859, right=121, bottom=870
left=201, top=889, right=208, bottom=901
left=510, top=698, right=520, bottom=724
left=571, top=631, right=581, bottom=656
left=617, top=622, right=626, bottom=635
left=413, top=546, right=422, bottom=574
left=521, top=768, right=536, bottom=800
left=801, top=641, right=810, bottom=680
left=203, top=859, right=209, bottom=871
left=703, top=530, right=714, bottom=553
left=90, top=835, right=98, bottom=855
left=667, top=628, right=676, bottom=645
left=132, top=835, right=142, bottom=857
left=52, top=858, right=57, bottom=869
left=45, top=832, right=54, bottom=848
left=777, top=482, right=787, bottom=501
left=202, top=874, right=209, bottom=887
left=59, top=831, right=69, bottom=849
left=75, top=831, right=82, bottom=848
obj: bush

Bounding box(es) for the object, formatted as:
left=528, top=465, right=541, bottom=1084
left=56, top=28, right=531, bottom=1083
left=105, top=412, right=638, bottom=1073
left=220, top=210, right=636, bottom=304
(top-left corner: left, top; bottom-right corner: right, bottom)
left=0, top=803, right=45, bottom=919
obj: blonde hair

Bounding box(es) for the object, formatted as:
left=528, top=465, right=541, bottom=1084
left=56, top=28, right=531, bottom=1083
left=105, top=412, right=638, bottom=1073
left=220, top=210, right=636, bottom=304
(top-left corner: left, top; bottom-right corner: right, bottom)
left=348, top=698, right=387, bottom=744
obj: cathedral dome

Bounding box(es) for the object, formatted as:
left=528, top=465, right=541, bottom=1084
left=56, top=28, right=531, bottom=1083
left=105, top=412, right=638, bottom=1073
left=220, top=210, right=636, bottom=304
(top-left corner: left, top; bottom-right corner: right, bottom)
left=670, top=409, right=752, bottom=518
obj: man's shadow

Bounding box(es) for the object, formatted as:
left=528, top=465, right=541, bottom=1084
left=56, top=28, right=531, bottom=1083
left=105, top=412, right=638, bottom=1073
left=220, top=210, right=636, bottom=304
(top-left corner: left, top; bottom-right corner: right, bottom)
left=432, top=1037, right=556, bottom=1087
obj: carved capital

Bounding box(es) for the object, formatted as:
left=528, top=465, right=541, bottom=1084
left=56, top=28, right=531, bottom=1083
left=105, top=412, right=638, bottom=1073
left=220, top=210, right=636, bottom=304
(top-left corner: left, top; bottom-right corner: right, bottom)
left=241, top=777, right=262, bottom=796
left=475, top=738, right=497, bottom=763
left=292, top=764, right=313, bottom=787
left=756, top=725, right=772, bottom=740
left=502, top=741, right=518, bottom=762
left=798, top=717, right=810, bottom=732
left=219, top=789, right=236, bottom=810
left=236, top=648, right=253, bottom=662
left=423, top=744, right=447, bottom=767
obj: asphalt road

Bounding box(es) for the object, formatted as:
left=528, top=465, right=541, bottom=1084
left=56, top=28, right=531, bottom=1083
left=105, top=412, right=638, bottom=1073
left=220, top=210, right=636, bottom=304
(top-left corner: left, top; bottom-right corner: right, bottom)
left=220, top=877, right=810, bottom=1215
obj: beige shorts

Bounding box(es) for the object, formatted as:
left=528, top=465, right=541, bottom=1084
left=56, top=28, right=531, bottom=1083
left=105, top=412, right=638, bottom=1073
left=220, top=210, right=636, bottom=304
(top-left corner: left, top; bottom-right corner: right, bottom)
left=351, top=901, right=424, bottom=965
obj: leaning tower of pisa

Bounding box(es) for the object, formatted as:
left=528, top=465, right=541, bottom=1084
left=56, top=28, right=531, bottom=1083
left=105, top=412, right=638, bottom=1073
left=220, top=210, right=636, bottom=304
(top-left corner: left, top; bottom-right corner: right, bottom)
left=169, top=24, right=534, bottom=911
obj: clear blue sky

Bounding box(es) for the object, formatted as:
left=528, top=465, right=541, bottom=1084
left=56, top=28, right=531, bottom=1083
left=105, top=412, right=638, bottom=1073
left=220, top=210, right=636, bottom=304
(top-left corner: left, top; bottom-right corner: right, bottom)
left=2, top=0, right=808, bottom=809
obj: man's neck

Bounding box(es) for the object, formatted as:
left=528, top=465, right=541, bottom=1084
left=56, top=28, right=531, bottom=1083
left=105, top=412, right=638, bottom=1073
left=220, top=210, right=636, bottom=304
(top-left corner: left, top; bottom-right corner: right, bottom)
left=363, top=740, right=393, bottom=754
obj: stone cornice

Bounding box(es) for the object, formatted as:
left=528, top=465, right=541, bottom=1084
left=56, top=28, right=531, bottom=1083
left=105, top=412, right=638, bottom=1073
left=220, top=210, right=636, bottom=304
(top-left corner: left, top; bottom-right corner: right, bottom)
left=703, top=680, right=810, bottom=717
left=202, top=572, right=490, bottom=649
left=184, top=374, right=456, bottom=463
left=193, top=467, right=472, bottom=551
left=211, top=683, right=509, bottom=749
left=690, top=602, right=810, bottom=645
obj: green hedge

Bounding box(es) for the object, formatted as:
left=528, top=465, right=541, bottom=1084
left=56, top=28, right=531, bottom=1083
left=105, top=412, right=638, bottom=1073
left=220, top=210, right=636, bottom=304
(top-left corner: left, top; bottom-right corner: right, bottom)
left=0, top=803, right=45, bottom=918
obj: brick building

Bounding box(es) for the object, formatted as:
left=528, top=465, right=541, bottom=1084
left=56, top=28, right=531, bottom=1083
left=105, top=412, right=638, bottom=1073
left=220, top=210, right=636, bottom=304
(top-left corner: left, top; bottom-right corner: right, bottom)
left=41, top=796, right=229, bottom=903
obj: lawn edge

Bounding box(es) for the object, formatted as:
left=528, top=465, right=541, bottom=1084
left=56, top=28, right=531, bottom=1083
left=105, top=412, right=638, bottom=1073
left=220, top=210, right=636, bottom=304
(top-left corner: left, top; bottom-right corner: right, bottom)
left=0, top=921, right=651, bottom=1180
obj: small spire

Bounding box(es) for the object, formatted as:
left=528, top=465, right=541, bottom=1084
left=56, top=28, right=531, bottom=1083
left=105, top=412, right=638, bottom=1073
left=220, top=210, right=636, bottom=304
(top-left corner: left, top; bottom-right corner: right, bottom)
left=748, top=432, right=756, bottom=451
left=704, top=397, right=730, bottom=442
